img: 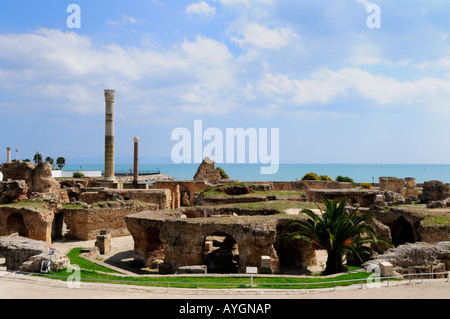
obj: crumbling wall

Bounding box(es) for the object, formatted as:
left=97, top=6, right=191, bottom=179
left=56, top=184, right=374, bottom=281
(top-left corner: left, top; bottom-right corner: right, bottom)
left=379, top=177, right=405, bottom=195
left=125, top=210, right=317, bottom=274
left=0, top=206, right=54, bottom=243
left=78, top=189, right=172, bottom=210
left=63, top=202, right=159, bottom=240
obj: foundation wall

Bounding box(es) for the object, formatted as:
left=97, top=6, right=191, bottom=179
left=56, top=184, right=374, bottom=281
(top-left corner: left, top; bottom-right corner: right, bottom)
left=63, top=202, right=158, bottom=240
left=0, top=206, right=54, bottom=243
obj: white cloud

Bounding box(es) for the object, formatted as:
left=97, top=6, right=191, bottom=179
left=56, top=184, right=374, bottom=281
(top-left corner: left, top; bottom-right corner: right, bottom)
left=219, top=0, right=272, bottom=7
left=347, top=44, right=386, bottom=67
left=256, top=68, right=450, bottom=112
left=0, top=29, right=238, bottom=118
left=1, top=26, right=450, bottom=125
left=106, top=14, right=145, bottom=26
left=186, top=2, right=217, bottom=16
left=231, top=23, right=298, bottom=49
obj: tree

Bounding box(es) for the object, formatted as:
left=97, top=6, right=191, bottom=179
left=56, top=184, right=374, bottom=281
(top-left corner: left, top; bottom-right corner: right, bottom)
left=45, top=157, right=54, bottom=166
left=56, top=157, right=66, bottom=170
left=301, top=172, right=319, bottom=181
left=283, top=198, right=392, bottom=275
left=216, top=167, right=229, bottom=179
left=33, top=152, right=43, bottom=164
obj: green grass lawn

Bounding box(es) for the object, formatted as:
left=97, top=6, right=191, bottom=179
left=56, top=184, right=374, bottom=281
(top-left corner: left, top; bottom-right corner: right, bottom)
left=40, top=248, right=384, bottom=290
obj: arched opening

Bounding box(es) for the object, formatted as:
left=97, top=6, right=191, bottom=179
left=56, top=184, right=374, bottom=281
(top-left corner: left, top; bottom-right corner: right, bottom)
left=390, top=217, right=415, bottom=246
left=6, top=213, right=26, bottom=237
left=143, top=226, right=164, bottom=269
left=51, top=213, right=65, bottom=241
left=202, top=232, right=239, bottom=273
left=180, top=184, right=191, bottom=206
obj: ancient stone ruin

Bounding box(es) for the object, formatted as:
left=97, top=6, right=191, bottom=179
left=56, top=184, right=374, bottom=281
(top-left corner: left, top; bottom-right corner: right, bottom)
left=1, top=162, right=63, bottom=204
left=364, top=241, right=450, bottom=277
left=124, top=209, right=316, bottom=274
left=0, top=155, right=449, bottom=277
left=193, top=157, right=222, bottom=183
left=0, top=234, right=69, bottom=272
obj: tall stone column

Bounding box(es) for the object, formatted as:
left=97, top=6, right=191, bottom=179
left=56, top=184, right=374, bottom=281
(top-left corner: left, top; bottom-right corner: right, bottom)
left=6, top=147, right=11, bottom=163
left=133, top=137, right=140, bottom=184
left=104, top=89, right=116, bottom=182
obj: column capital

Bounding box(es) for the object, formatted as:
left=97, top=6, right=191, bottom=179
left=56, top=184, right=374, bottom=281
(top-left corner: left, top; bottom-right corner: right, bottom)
left=104, top=89, right=115, bottom=101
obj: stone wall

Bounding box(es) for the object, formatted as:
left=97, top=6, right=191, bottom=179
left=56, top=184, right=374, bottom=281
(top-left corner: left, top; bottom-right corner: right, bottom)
left=2, top=162, right=60, bottom=196
left=63, top=201, right=159, bottom=240
left=78, top=189, right=172, bottom=210
left=306, top=189, right=381, bottom=207
left=155, top=181, right=208, bottom=208
left=125, top=210, right=316, bottom=274
left=420, top=180, right=450, bottom=203
left=271, top=181, right=353, bottom=191
left=0, top=206, right=55, bottom=243
left=364, top=241, right=450, bottom=276
left=0, top=234, right=69, bottom=272
left=379, top=177, right=405, bottom=194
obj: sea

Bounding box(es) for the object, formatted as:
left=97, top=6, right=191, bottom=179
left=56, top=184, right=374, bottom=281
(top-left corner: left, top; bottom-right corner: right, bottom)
left=63, top=163, right=450, bottom=183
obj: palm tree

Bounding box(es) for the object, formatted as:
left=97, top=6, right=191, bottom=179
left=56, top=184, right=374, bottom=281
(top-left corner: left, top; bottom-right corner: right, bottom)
left=45, top=157, right=54, bottom=166
left=33, top=152, right=43, bottom=164
left=56, top=157, right=66, bottom=170
left=283, top=198, right=392, bottom=275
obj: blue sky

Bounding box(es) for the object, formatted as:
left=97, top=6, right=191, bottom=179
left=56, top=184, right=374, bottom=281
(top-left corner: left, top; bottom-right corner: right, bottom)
left=1, top=1, right=450, bottom=165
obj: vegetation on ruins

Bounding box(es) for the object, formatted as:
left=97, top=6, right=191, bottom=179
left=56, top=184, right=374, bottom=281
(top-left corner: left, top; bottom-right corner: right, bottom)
left=283, top=198, right=393, bottom=275
left=360, top=183, right=372, bottom=189
left=336, top=175, right=354, bottom=183
left=300, top=173, right=334, bottom=181
left=216, top=167, right=229, bottom=179
left=73, top=172, right=85, bottom=178
left=301, top=172, right=319, bottom=180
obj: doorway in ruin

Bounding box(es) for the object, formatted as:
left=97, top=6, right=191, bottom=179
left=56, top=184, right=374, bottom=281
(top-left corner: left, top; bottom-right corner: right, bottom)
left=202, top=233, right=239, bottom=273
left=180, top=184, right=191, bottom=206
left=390, top=216, right=416, bottom=246
left=6, top=213, right=26, bottom=237
left=51, top=213, right=65, bottom=241
left=143, top=226, right=164, bottom=269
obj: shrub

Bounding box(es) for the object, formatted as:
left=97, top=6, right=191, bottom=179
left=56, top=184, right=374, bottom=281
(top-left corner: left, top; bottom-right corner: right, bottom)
left=301, top=172, right=319, bottom=181
left=73, top=172, right=85, bottom=178
left=216, top=167, right=229, bottom=179
left=319, top=175, right=333, bottom=181
left=336, top=175, right=354, bottom=183
left=360, top=183, right=372, bottom=189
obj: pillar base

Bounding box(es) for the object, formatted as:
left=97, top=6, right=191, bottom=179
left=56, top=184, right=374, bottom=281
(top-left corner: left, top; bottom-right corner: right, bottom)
left=92, top=181, right=123, bottom=189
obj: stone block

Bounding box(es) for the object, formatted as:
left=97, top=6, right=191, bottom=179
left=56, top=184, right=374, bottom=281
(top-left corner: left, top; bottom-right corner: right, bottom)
left=158, top=262, right=173, bottom=274
left=204, top=240, right=213, bottom=251
left=379, top=261, right=394, bottom=277
left=379, top=177, right=405, bottom=194
left=176, top=265, right=207, bottom=274
left=260, top=255, right=271, bottom=268
left=95, top=229, right=111, bottom=254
